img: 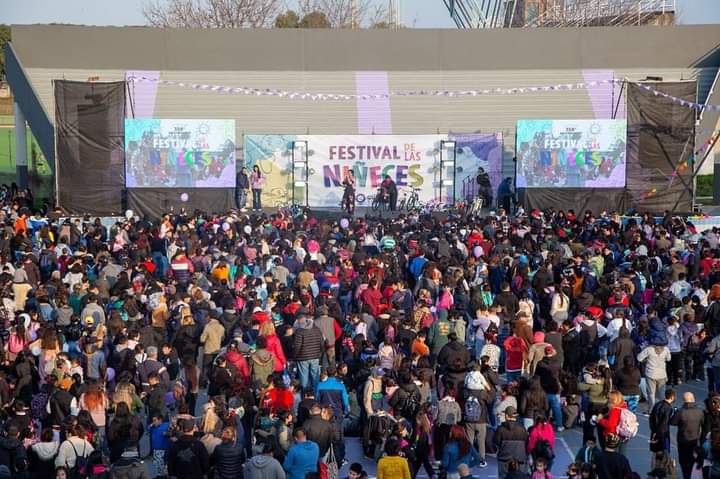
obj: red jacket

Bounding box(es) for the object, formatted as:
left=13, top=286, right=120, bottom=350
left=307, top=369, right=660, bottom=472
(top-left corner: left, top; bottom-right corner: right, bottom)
left=224, top=349, right=250, bottom=384
left=266, top=388, right=294, bottom=414
left=503, top=336, right=528, bottom=371
left=264, top=333, right=287, bottom=372
left=361, top=287, right=383, bottom=317
left=527, top=422, right=555, bottom=454
left=598, top=402, right=627, bottom=438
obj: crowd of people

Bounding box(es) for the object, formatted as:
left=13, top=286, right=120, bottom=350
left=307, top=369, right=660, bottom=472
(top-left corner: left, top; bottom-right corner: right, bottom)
left=2, top=185, right=720, bottom=479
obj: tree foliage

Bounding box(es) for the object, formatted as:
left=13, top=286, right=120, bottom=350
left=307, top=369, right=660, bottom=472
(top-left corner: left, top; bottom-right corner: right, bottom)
left=0, top=25, right=11, bottom=78
left=295, top=0, right=388, bottom=28
left=299, top=11, right=331, bottom=28
left=274, top=10, right=300, bottom=28
left=143, top=0, right=283, bottom=28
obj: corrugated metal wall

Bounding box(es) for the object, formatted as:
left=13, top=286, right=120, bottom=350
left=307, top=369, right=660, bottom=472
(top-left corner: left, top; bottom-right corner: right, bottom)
left=24, top=66, right=714, bottom=178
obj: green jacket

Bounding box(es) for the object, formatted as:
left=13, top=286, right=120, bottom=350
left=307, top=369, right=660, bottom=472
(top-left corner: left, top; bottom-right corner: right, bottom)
left=428, top=319, right=451, bottom=355
left=577, top=381, right=608, bottom=406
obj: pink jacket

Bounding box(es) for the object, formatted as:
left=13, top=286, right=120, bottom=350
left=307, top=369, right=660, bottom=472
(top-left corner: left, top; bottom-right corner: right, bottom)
left=251, top=172, right=265, bottom=190
left=527, top=422, right=555, bottom=455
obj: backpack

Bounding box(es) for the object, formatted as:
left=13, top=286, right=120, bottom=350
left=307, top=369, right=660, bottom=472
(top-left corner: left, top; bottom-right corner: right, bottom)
left=8, top=334, right=25, bottom=354
left=465, top=371, right=488, bottom=391
left=617, top=408, right=639, bottom=439
left=66, top=440, right=89, bottom=479
left=532, top=439, right=555, bottom=461
left=464, top=396, right=482, bottom=423
left=395, top=391, right=420, bottom=420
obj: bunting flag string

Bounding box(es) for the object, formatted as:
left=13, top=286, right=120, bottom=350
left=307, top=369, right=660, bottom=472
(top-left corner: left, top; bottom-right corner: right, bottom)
left=127, top=75, right=720, bottom=111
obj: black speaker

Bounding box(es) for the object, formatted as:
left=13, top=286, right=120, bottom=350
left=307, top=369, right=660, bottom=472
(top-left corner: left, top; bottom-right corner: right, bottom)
left=714, top=157, right=720, bottom=205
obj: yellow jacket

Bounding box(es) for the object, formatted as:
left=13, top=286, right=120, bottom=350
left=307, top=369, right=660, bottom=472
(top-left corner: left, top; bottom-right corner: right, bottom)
left=377, top=455, right=411, bottom=479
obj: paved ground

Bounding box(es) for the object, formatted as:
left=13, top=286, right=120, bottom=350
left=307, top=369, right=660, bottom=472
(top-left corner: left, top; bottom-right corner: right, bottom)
left=336, top=378, right=710, bottom=478
left=137, top=361, right=711, bottom=478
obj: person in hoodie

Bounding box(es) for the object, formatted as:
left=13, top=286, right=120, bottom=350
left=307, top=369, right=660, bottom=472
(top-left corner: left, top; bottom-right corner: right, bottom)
left=283, top=427, right=319, bottom=479
left=29, top=428, right=58, bottom=479
left=251, top=335, right=276, bottom=388
left=223, top=340, right=251, bottom=385
left=245, top=441, right=286, bottom=479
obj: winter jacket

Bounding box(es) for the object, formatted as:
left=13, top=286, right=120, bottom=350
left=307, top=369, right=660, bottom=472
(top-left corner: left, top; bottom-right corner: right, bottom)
left=504, top=336, right=528, bottom=372
left=377, top=455, right=411, bottom=479
left=200, top=318, right=225, bottom=355
left=109, top=453, right=151, bottom=479
left=29, top=441, right=59, bottom=479
left=670, top=402, right=705, bottom=443
left=210, top=441, right=246, bottom=479
left=613, top=367, right=642, bottom=396
left=316, top=376, right=350, bottom=418
left=527, top=422, right=555, bottom=455
left=427, top=318, right=452, bottom=355
left=302, top=416, right=335, bottom=457
left=535, top=358, right=562, bottom=394
left=438, top=340, right=471, bottom=373
left=264, top=334, right=287, bottom=372
left=519, top=391, right=548, bottom=420
left=650, top=399, right=674, bottom=438
left=251, top=349, right=275, bottom=387
left=597, top=402, right=627, bottom=439
left=292, top=326, right=324, bottom=361
left=224, top=349, right=250, bottom=384
left=577, top=381, right=608, bottom=406
left=495, top=420, right=529, bottom=464
left=283, top=441, right=319, bottom=479
left=0, top=435, right=27, bottom=473
left=244, top=455, right=286, bottom=479
left=166, top=435, right=210, bottom=479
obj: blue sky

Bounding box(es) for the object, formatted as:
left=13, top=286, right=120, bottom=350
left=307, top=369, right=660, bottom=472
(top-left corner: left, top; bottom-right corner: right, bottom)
left=1, top=0, right=718, bottom=27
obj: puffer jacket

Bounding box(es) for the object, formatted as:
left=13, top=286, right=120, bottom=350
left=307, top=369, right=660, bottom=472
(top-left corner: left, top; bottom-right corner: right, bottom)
left=495, top=420, right=529, bottom=464
left=292, top=325, right=325, bottom=361
left=210, top=441, right=246, bottom=479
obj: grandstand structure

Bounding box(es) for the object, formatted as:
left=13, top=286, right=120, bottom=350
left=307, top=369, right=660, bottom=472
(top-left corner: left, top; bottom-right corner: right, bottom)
left=443, top=0, right=675, bottom=29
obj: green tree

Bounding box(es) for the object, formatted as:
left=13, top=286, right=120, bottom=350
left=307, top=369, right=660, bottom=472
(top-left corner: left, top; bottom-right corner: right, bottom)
left=300, top=11, right=331, bottom=28
left=0, top=25, right=10, bottom=79
left=275, top=10, right=300, bottom=28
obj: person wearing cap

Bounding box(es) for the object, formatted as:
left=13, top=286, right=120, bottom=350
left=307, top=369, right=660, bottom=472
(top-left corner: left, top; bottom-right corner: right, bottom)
left=535, top=344, right=564, bottom=431
left=495, top=405, right=529, bottom=479
left=363, top=367, right=385, bottom=418
left=592, top=433, right=632, bottom=479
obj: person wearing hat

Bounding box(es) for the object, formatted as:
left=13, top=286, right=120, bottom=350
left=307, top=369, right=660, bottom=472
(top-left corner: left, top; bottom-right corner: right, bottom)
left=535, top=344, right=564, bottom=431
left=592, top=433, right=632, bottom=479
left=494, top=405, right=529, bottom=479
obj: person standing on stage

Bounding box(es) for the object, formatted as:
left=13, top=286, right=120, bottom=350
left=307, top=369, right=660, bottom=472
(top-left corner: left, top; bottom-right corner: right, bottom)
left=250, top=164, right=265, bottom=211
left=342, top=170, right=356, bottom=214
left=236, top=166, right=250, bottom=211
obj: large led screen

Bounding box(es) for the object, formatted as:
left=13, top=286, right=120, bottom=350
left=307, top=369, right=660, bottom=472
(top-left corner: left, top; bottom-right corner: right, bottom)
left=516, top=119, right=627, bottom=188
left=125, top=119, right=236, bottom=188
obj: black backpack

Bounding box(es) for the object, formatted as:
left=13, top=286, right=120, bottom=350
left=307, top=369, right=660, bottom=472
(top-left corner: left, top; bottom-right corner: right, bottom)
left=66, top=440, right=89, bottom=479
left=395, top=390, right=421, bottom=420
left=532, top=439, right=555, bottom=462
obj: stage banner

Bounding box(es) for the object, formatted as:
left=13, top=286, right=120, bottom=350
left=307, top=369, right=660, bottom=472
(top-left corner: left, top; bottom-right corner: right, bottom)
left=243, top=134, right=503, bottom=208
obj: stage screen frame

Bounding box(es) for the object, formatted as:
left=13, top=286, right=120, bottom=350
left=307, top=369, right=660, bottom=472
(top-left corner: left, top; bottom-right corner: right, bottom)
left=516, top=119, right=627, bottom=188
left=125, top=119, right=236, bottom=188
